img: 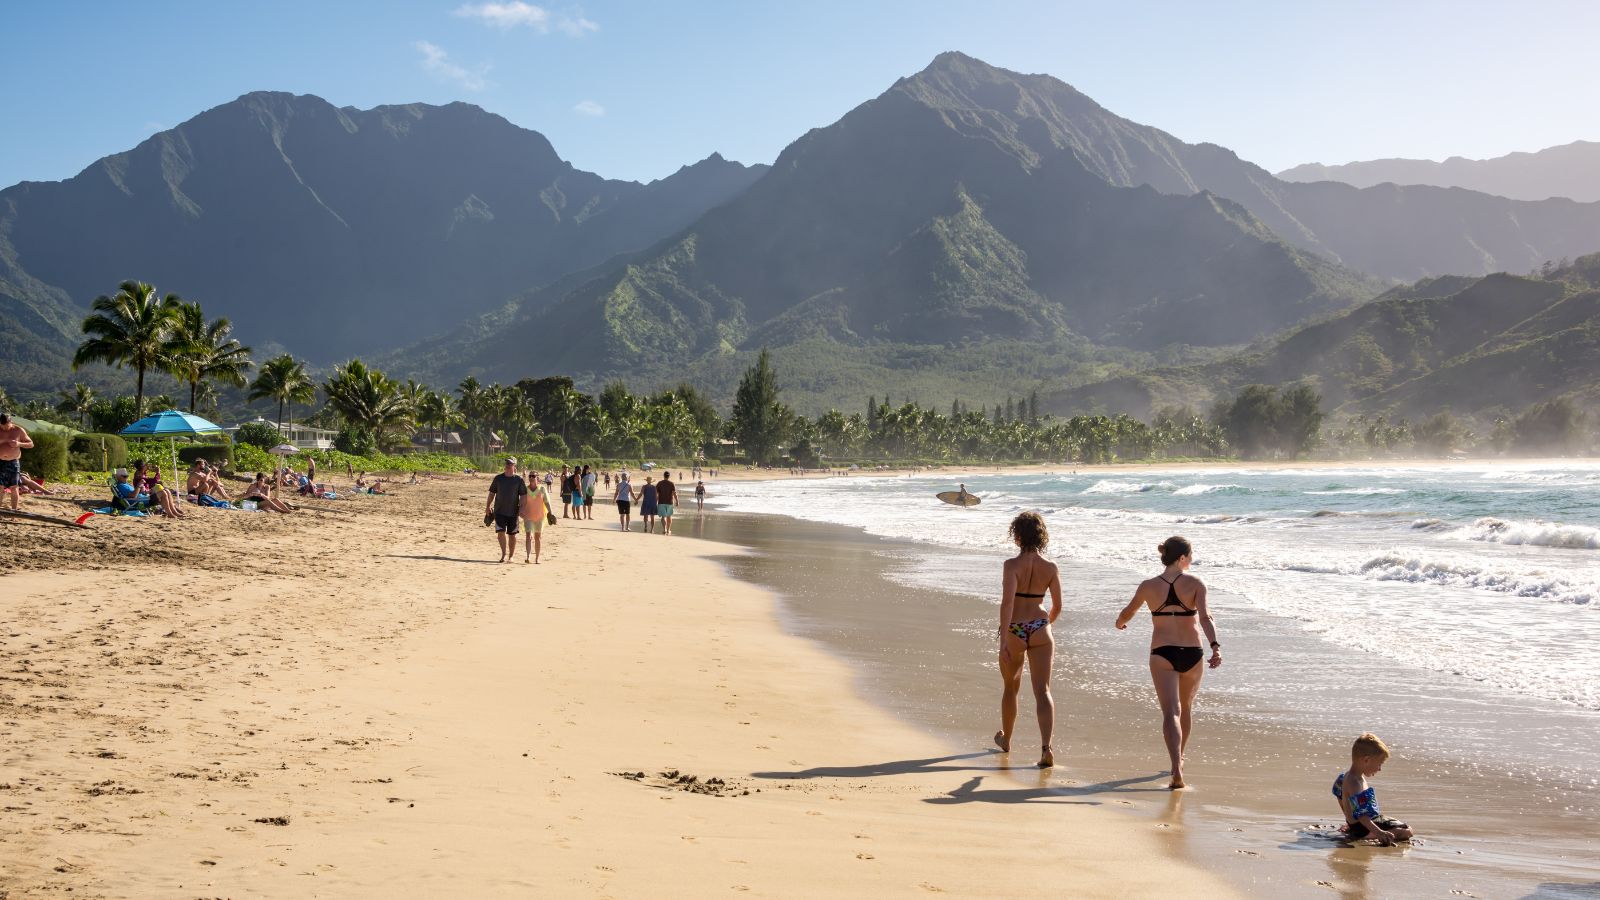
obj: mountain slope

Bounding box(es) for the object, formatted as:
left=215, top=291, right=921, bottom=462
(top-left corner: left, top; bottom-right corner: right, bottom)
left=0, top=92, right=766, bottom=385
left=413, top=55, right=1378, bottom=391
left=884, top=54, right=1600, bottom=281
left=1278, top=141, right=1600, bottom=203
left=1048, top=254, right=1600, bottom=420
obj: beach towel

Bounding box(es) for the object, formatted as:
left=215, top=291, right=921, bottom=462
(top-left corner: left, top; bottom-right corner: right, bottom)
left=92, top=506, right=148, bottom=517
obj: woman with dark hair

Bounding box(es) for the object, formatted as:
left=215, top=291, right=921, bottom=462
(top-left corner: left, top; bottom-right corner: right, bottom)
left=994, top=511, right=1063, bottom=768
left=1115, top=535, right=1222, bottom=789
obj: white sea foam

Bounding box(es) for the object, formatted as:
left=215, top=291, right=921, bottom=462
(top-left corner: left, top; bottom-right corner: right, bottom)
left=1083, top=479, right=1174, bottom=494
left=1449, top=517, right=1600, bottom=550
left=1305, top=487, right=1407, bottom=495
left=1173, top=483, right=1240, bottom=495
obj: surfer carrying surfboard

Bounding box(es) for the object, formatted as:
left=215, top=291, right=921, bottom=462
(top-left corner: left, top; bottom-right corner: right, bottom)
left=937, top=484, right=980, bottom=507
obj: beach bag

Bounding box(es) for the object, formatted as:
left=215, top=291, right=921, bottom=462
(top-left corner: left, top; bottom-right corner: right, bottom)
left=547, top=510, right=557, bottom=526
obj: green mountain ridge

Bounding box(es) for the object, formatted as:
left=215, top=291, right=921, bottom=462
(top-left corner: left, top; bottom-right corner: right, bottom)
left=404, top=54, right=1386, bottom=399
left=0, top=92, right=767, bottom=393
left=1049, top=255, right=1600, bottom=421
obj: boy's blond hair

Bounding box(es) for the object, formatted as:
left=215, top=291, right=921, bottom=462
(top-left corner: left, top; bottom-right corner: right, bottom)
left=1351, top=732, right=1391, bottom=761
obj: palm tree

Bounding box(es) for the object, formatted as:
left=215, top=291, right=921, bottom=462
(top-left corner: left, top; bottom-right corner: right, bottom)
left=248, top=354, right=316, bottom=436
left=169, top=301, right=253, bottom=412
left=324, top=360, right=412, bottom=449
left=56, top=383, right=96, bottom=428
left=72, top=280, right=181, bottom=418
left=457, top=377, right=487, bottom=456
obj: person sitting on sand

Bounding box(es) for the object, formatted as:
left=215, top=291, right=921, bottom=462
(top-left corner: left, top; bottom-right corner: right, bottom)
left=195, top=460, right=233, bottom=501
left=1334, top=733, right=1413, bottom=846
left=132, top=461, right=186, bottom=518
left=994, top=511, right=1064, bottom=768
left=1115, top=536, right=1221, bottom=789
left=242, top=472, right=294, bottom=513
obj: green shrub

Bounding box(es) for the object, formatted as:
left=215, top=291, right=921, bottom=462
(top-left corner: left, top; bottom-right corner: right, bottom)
left=20, top=431, right=69, bottom=481
left=178, top=443, right=234, bottom=471
left=234, top=442, right=276, bottom=475
left=578, top=444, right=600, bottom=460
left=67, top=433, right=128, bottom=472
left=533, top=434, right=568, bottom=456
left=335, top=426, right=377, bottom=457
left=235, top=421, right=281, bottom=449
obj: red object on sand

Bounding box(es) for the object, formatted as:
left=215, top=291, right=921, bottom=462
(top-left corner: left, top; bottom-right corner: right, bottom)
left=75, top=512, right=95, bottom=525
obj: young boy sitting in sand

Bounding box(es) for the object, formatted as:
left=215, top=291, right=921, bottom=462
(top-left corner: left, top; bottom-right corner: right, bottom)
left=1333, top=733, right=1413, bottom=846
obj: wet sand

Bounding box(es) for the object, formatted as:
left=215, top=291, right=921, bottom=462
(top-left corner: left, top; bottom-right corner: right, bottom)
left=688, top=509, right=1600, bottom=899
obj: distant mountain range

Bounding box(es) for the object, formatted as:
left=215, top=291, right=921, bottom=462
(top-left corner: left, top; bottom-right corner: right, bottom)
left=1051, top=253, right=1600, bottom=421
left=402, top=52, right=1600, bottom=410
left=1278, top=141, right=1600, bottom=203
left=4, top=53, right=1599, bottom=422
left=0, top=92, right=765, bottom=388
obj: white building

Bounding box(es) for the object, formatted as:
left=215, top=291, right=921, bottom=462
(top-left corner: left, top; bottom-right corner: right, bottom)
left=226, top=418, right=338, bottom=451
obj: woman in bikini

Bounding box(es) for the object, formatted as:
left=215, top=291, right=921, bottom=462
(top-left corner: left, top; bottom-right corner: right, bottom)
left=1115, top=536, right=1221, bottom=789
left=994, top=511, right=1064, bottom=768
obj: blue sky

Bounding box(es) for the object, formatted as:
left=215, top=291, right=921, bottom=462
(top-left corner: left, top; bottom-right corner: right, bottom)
left=3, top=1, right=1598, bottom=186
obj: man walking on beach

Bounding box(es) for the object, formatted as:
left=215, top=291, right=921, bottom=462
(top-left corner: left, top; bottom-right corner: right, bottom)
left=656, top=470, right=678, bottom=535
left=0, top=413, right=35, bottom=511
left=485, top=457, right=528, bottom=563
left=559, top=464, right=572, bottom=518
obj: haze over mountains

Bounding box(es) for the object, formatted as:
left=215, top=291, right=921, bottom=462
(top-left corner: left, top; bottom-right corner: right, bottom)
left=1278, top=141, right=1600, bottom=203
left=4, top=52, right=1599, bottom=421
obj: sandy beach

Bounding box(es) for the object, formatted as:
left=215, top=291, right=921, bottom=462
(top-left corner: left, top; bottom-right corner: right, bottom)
left=1, top=474, right=1239, bottom=897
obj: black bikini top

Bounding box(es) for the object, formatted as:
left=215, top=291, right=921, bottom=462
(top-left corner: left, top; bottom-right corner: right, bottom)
left=1152, top=575, right=1197, bottom=617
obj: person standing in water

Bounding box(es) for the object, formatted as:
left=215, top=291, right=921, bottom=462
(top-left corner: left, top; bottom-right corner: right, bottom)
left=1115, top=535, right=1221, bottom=789
left=695, top=479, right=706, bottom=512
left=994, top=511, right=1063, bottom=768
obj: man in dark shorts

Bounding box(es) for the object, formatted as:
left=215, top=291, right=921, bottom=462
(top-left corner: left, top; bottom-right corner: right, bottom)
left=559, top=464, right=572, bottom=518
left=484, top=457, right=528, bottom=563
left=656, top=470, right=678, bottom=535
left=0, top=413, right=35, bottom=511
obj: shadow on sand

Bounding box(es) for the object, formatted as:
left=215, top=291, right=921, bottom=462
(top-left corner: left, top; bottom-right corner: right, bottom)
left=385, top=554, right=503, bottom=565
left=752, top=751, right=1170, bottom=806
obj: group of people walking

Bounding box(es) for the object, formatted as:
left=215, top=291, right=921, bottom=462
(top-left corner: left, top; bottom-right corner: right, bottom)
left=484, top=458, right=712, bottom=562
left=996, top=511, right=1412, bottom=845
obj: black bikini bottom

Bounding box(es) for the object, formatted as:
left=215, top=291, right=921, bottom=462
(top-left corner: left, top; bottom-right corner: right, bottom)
left=1151, top=646, right=1204, bottom=673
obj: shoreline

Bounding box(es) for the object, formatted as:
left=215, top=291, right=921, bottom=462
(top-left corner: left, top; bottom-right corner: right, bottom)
left=0, top=475, right=1237, bottom=897
left=706, top=455, right=1595, bottom=483
left=691, top=478, right=1600, bottom=899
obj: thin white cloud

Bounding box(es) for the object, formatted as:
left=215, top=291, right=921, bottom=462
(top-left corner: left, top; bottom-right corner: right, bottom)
left=556, top=15, right=598, bottom=36
left=573, top=100, right=605, bottom=117
left=413, top=40, right=491, bottom=91
left=453, top=2, right=597, bottom=35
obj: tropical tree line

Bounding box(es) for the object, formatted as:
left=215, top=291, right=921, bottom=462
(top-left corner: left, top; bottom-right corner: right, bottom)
left=39, top=282, right=1591, bottom=464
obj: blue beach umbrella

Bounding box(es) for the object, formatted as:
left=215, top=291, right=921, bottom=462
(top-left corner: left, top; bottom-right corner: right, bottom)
left=120, top=409, right=224, bottom=480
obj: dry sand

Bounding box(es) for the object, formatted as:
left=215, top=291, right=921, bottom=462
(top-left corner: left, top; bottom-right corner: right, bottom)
left=0, top=475, right=1236, bottom=897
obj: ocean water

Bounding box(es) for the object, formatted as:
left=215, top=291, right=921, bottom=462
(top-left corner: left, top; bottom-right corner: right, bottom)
left=713, top=464, right=1600, bottom=713
left=708, top=463, right=1600, bottom=895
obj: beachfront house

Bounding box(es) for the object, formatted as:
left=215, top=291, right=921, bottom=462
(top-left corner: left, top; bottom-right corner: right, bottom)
left=225, top=418, right=337, bottom=451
